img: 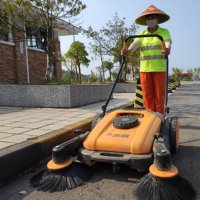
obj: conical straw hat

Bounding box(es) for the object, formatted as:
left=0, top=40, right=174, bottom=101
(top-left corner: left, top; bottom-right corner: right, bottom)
left=135, top=5, right=170, bottom=25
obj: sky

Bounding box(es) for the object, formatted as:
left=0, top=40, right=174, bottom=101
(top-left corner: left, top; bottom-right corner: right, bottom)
left=60, top=0, right=200, bottom=75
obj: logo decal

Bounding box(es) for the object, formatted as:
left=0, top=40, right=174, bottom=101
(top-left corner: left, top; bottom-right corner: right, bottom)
left=106, top=133, right=129, bottom=138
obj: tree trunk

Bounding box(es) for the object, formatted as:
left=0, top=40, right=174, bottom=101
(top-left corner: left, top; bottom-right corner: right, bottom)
left=100, top=71, right=103, bottom=83
left=109, top=70, right=112, bottom=81
left=100, top=54, right=105, bottom=82
left=132, top=65, right=135, bottom=80
left=45, top=27, right=55, bottom=81
left=123, top=62, right=127, bottom=82
left=75, top=66, right=79, bottom=83
left=77, top=63, right=81, bottom=83
left=12, top=32, right=19, bottom=84
left=118, top=60, right=123, bottom=82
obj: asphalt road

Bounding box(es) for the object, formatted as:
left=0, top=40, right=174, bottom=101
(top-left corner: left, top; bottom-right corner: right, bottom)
left=0, top=82, right=200, bottom=200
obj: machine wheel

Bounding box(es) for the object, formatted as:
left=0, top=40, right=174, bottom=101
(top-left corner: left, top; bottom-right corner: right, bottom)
left=169, top=117, right=179, bottom=154
left=91, top=113, right=103, bottom=130
left=160, top=120, right=170, bottom=151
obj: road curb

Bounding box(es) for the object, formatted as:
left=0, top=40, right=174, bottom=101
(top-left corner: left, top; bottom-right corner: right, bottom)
left=0, top=102, right=133, bottom=185
left=0, top=117, right=93, bottom=185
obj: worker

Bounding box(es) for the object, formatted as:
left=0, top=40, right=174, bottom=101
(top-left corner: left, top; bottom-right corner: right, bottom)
left=122, top=5, right=172, bottom=115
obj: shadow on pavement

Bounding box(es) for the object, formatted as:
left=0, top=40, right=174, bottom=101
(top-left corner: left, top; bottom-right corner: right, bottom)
left=172, top=145, right=200, bottom=197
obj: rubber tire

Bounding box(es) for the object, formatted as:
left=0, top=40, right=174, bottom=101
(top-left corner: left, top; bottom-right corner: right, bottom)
left=160, top=120, right=171, bottom=151
left=91, top=113, right=103, bottom=130
left=169, top=117, right=179, bottom=154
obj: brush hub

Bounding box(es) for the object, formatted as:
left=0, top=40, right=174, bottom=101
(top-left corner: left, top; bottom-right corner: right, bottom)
left=47, top=159, right=73, bottom=171
left=113, top=114, right=139, bottom=129
left=149, top=164, right=178, bottom=178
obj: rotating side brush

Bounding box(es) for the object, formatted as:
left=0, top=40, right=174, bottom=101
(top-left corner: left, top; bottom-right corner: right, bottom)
left=134, top=135, right=196, bottom=200
left=30, top=131, right=91, bottom=192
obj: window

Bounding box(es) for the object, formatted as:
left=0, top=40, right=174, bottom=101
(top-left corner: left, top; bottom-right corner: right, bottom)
left=0, top=9, right=9, bottom=42
left=26, top=27, right=46, bottom=50
left=0, top=16, right=9, bottom=42
left=0, top=30, right=9, bottom=42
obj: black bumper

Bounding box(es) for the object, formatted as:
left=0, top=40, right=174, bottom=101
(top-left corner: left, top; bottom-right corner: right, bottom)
left=80, top=148, right=153, bottom=169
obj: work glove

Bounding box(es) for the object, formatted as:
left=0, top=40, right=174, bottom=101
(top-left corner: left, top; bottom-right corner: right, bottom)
left=121, top=48, right=129, bottom=56
left=162, top=48, right=170, bottom=56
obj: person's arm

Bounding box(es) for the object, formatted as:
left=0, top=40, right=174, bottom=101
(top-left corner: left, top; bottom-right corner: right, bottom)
left=128, top=40, right=140, bottom=51
left=165, top=40, right=171, bottom=49
left=163, top=28, right=172, bottom=56
left=163, top=40, right=171, bottom=56
left=121, top=40, right=140, bottom=56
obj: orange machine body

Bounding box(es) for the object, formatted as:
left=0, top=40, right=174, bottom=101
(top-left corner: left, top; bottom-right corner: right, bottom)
left=83, top=110, right=162, bottom=154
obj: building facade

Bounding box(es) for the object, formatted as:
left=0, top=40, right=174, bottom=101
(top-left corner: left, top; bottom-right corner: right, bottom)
left=0, top=23, right=80, bottom=84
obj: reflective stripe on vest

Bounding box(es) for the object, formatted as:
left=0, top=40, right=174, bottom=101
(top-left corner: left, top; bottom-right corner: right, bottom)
left=141, top=55, right=166, bottom=60
left=140, top=45, right=161, bottom=51
left=137, top=27, right=171, bottom=72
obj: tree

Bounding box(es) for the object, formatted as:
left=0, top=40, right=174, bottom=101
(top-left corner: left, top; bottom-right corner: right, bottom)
left=85, top=27, right=107, bottom=81
left=103, top=61, right=114, bottom=81
left=186, top=69, right=193, bottom=78
left=61, top=55, right=77, bottom=84
left=111, top=70, right=118, bottom=81
left=180, top=71, right=192, bottom=81
left=0, top=0, right=86, bottom=81
left=127, top=50, right=140, bottom=80
left=96, top=66, right=103, bottom=83
left=101, top=13, right=138, bottom=63
left=171, top=67, right=182, bottom=83
left=84, top=12, right=139, bottom=82
left=90, top=70, right=97, bottom=83
left=64, top=41, right=90, bottom=83
left=193, top=67, right=200, bottom=80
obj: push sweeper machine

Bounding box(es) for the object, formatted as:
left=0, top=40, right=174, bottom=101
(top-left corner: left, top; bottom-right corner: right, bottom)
left=31, top=35, right=196, bottom=200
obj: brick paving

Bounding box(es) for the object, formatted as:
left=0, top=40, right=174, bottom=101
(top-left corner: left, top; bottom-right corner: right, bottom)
left=0, top=93, right=134, bottom=150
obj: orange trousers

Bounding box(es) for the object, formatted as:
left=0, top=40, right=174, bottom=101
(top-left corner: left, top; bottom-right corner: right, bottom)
left=140, top=72, right=166, bottom=115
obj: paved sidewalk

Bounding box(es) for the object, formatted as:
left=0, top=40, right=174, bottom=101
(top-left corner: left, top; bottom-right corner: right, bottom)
left=0, top=93, right=134, bottom=150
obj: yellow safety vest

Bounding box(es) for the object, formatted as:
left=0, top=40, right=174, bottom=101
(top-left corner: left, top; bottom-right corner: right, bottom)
left=135, top=26, right=172, bottom=72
